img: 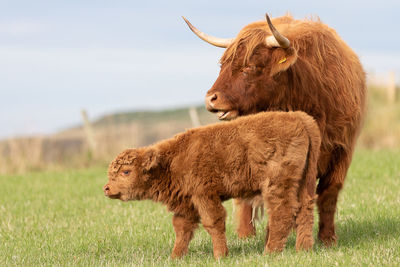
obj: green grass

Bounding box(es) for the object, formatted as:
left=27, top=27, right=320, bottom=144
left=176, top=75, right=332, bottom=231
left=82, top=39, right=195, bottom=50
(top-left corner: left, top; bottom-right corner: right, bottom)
left=1, top=150, right=399, bottom=266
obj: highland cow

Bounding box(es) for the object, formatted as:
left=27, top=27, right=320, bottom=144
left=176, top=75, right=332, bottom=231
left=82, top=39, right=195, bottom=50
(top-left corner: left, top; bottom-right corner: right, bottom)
left=183, top=14, right=366, bottom=245
left=103, top=111, right=321, bottom=258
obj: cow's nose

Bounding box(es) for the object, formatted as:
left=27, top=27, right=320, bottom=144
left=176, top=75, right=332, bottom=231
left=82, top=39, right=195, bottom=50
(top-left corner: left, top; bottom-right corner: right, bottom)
left=205, top=93, right=218, bottom=109
left=209, top=93, right=218, bottom=102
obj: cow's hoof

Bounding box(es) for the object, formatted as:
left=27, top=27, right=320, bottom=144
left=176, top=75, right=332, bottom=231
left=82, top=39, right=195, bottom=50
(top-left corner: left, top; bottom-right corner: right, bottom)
left=237, top=224, right=256, bottom=239
left=238, top=230, right=256, bottom=239
left=318, top=233, right=337, bottom=247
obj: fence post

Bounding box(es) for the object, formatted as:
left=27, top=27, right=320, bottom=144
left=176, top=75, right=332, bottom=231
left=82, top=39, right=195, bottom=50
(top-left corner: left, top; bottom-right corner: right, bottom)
left=188, top=107, right=201, bottom=127
left=388, top=71, right=396, bottom=104
left=81, top=109, right=97, bottom=157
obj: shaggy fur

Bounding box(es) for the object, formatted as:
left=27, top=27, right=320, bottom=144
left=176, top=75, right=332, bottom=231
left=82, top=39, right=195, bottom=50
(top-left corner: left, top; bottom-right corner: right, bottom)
left=203, top=15, right=366, bottom=244
left=103, top=111, right=321, bottom=258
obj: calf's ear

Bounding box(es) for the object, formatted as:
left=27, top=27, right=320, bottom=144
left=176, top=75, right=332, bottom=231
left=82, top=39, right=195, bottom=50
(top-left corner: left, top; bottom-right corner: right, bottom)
left=142, top=148, right=161, bottom=172
left=269, top=47, right=298, bottom=77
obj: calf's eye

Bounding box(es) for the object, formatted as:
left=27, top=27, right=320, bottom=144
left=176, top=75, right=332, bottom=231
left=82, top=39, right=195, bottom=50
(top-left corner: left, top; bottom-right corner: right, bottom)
left=123, top=170, right=131, bottom=175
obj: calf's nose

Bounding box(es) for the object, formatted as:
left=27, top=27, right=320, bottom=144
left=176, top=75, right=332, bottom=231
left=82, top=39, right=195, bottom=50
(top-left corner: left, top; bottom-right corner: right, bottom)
left=103, top=184, right=110, bottom=194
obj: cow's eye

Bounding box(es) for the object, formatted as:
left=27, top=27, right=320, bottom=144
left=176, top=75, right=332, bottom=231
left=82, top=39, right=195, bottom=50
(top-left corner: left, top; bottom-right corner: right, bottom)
left=242, top=65, right=256, bottom=75
left=122, top=170, right=131, bottom=175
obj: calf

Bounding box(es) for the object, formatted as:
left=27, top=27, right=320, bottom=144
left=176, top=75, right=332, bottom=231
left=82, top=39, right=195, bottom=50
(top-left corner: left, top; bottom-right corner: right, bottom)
left=103, top=111, right=321, bottom=258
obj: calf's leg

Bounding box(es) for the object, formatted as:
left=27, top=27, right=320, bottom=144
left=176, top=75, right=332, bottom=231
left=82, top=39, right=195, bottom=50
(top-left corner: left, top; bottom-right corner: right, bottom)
left=192, top=194, right=228, bottom=258
left=264, top=199, right=297, bottom=252
left=294, top=192, right=315, bottom=251
left=171, top=213, right=199, bottom=259
left=263, top=168, right=302, bottom=253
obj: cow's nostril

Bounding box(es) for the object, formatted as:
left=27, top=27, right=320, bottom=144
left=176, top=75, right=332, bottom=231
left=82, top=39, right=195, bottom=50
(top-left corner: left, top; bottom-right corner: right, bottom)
left=104, top=185, right=110, bottom=192
left=205, top=93, right=219, bottom=110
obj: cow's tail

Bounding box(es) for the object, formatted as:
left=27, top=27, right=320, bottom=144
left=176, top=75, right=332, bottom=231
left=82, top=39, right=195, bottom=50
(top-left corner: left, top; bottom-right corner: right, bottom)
left=294, top=112, right=321, bottom=250
left=300, top=112, right=321, bottom=200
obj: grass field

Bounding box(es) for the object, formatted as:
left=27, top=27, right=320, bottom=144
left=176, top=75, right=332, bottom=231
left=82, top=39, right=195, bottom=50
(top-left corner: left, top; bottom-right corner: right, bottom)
left=1, top=149, right=399, bottom=266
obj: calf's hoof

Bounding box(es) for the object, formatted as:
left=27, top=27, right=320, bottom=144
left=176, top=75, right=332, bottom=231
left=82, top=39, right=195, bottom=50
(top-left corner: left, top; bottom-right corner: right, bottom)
left=170, top=249, right=187, bottom=259
left=213, top=246, right=229, bottom=259
left=264, top=246, right=283, bottom=255
left=170, top=253, right=182, bottom=259
left=295, top=239, right=314, bottom=251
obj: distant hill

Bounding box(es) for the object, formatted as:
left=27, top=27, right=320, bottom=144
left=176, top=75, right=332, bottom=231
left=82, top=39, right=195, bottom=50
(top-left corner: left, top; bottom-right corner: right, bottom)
left=92, top=105, right=218, bottom=127
left=54, top=105, right=218, bottom=138
left=0, top=105, right=220, bottom=173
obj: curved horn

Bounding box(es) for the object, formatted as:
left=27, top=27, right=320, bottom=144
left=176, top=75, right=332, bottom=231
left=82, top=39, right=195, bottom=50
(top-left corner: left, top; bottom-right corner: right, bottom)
left=182, top=16, right=234, bottom=48
left=265, top=14, right=290, bottom=48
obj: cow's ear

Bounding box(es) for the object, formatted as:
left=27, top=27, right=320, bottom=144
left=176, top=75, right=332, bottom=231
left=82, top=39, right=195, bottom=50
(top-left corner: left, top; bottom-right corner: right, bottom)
left=269, top=47, right=298, bottom=77
left=142, top=148, right=160, bottom=172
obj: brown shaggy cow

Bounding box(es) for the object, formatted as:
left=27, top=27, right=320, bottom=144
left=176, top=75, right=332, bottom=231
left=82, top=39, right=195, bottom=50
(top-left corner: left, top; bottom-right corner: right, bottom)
left=183, top=14, right=366, bottom=245
left=103, top=111, right=321, bottom=258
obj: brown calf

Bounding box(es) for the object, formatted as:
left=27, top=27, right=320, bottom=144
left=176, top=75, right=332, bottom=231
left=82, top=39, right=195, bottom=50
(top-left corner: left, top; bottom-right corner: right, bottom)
left=103, top=111, right=321, bottom=258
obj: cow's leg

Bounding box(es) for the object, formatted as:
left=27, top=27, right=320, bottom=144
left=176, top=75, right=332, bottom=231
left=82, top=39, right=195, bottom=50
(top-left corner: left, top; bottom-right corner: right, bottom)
left=171, top=213, right=199, bottom=259
left=234, top=199, right=256, bottom=238
left=192, top=194, right=228, bottom=258
left=317, top=148, right=351, bottom=246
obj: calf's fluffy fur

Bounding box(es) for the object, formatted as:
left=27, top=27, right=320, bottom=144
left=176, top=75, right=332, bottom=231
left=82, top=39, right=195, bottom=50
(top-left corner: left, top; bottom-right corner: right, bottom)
left=103, top=111, right=321, bottom=258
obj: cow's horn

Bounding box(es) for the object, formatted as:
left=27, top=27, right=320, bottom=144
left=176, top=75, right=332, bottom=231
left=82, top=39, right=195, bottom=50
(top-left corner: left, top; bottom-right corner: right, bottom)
left=182, top=16, right=234, bottom=48
left=265, top=14, right=290, bottom=48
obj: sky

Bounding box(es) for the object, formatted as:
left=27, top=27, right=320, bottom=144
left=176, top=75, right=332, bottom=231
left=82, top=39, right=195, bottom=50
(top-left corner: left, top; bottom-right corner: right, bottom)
left=1, top=0, right=399, bottom=138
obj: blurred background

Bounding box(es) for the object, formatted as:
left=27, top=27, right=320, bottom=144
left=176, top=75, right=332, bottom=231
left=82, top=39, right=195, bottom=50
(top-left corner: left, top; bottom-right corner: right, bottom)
left=1, top=0, right=399, bottom=173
